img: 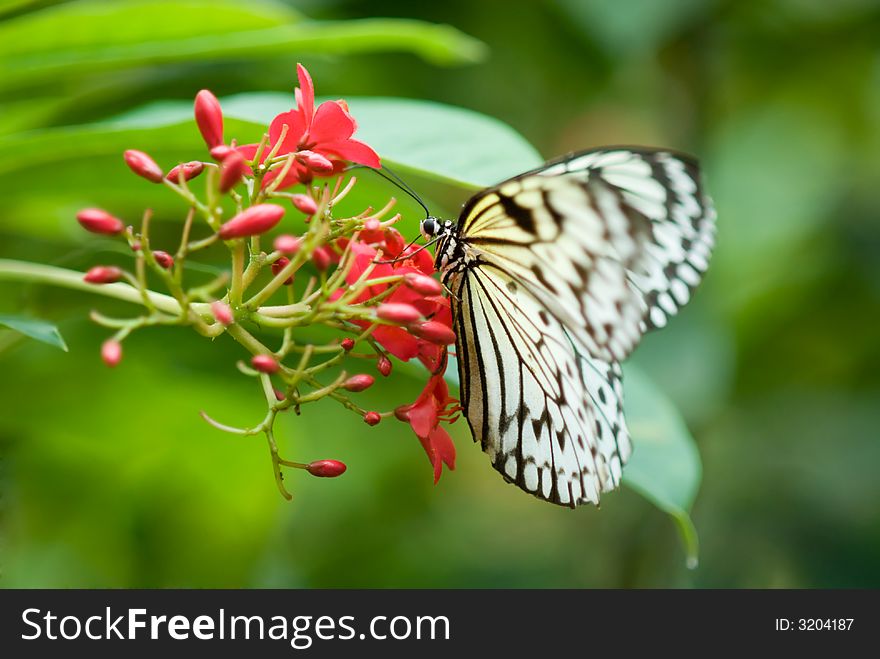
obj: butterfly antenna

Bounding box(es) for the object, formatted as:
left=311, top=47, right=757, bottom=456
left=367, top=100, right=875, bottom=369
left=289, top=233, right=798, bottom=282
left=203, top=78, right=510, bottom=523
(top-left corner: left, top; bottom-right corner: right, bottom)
left=346, top=164, right=431, bottom=218
left=373, top=235, right=442, bottom=265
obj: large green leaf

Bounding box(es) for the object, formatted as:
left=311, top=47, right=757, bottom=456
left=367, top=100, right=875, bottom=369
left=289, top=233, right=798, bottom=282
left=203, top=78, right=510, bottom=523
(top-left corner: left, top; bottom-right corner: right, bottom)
left=0, top=0, right=485, bottom=92
left=0, top=95, right=542, bottom=190
left=440, top=356, right=701, bottom=566
left=0, top=313, right=68, bottom=352
left=219, top=94, right=545, bottom=188
left=622, top=363, right=701, bottom=567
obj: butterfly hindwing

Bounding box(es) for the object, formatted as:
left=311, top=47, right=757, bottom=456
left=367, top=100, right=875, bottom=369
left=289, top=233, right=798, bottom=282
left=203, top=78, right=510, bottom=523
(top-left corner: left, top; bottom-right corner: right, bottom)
left=449, top=262, right=631, bottom=507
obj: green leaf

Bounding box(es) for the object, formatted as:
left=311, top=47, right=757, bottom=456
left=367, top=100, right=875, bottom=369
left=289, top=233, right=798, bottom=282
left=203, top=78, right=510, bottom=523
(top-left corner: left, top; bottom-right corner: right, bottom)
left=218, top=94, right=545, bottom=188
left=0, top=0, right=485, bottom=92
left=441, top=355, right=701, bottom=567
left=622, top=363, right=701, bottom=567
left=0, top=95, right=542, bottom=193
left=0, top=314, right=68, bottom=352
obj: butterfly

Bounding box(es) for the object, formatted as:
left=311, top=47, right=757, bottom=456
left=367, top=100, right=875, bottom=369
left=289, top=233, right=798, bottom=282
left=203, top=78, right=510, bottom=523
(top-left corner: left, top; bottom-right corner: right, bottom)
left=419, top=147, right=716, bottom=507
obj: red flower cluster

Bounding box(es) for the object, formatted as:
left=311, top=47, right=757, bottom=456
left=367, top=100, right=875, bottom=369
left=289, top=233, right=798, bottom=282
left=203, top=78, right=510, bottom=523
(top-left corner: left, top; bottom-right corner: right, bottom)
left=238, top=64, right=380, bottom=190
left=82, top=62, right=460, bottom=492
left=331, top=227, right=460, bottom=482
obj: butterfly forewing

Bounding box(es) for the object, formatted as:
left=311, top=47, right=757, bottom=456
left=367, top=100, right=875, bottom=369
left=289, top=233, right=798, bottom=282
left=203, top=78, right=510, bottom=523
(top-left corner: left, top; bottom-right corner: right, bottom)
left=537, top=148, right=716, bottom=333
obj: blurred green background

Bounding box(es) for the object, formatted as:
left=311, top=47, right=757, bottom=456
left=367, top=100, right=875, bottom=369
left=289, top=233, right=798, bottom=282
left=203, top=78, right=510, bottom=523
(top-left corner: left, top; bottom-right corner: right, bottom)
left=1, top=0, right=879, bottom=588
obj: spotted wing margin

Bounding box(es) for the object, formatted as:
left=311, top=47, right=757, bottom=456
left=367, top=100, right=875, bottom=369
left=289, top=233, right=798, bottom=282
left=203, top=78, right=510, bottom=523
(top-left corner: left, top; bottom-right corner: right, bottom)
left=450, top=262, right=631, bottom=507
left=457, top=147, right=716, bottom=359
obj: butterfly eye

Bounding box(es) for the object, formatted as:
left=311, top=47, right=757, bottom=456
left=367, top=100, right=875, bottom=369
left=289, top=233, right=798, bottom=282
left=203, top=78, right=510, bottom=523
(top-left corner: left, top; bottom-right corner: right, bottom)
left=420, top=218, right=438, bottom=239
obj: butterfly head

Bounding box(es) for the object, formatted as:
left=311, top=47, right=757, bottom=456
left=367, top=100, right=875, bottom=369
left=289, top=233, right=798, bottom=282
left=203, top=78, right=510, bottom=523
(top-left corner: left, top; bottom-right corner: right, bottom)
left=420, top=216, right=453, bottom=240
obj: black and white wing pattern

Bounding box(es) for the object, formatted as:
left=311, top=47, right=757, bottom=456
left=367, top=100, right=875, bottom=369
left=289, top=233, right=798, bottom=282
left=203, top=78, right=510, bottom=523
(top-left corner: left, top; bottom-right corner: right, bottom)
left=532, top=147, right=716, bottom=335
left=454, top=147, right=715, bottom=362
left=439, top=146, right=715, bottom=507
left=449, top=263, right=630, bottom=506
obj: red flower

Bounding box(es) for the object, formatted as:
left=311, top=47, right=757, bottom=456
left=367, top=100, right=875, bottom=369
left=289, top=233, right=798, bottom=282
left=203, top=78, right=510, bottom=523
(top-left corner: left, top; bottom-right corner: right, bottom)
left=395, top=359, right=459, bottom=484
left=238, top=64, right=380, bottom=190
left=333, top=234, right=447, bottom=368
left=327, top=230, right=459, bottom=482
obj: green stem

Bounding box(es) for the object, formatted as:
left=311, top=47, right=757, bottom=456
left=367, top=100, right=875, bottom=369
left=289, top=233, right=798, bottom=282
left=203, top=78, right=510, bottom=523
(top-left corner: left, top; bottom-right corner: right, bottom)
left=0, top=259, right=213, bottom=317
left=229, top=240, right=245, bottom=306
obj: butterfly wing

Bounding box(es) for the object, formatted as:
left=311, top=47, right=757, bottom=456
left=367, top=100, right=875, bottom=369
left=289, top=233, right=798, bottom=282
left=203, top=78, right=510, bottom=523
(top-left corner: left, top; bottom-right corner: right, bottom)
left=457, top=147, right=716, bottom=361
left=445, top=147, right=714, bottom=505
left=449, top=263, right=631, bottom=507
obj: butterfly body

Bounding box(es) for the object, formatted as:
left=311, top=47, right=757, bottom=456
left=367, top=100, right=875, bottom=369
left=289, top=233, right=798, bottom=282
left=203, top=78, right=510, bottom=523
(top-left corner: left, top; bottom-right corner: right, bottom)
left=421, top=147, right=715, bottom=508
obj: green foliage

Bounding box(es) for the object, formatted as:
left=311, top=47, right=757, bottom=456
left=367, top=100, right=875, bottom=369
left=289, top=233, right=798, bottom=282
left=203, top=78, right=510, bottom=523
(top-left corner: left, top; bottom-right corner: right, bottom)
left=0, top=94, right=542, bottom=195
left=0, top=0, right=484, bottom=92
left=622, top=365, right=701, bottom=567
left=0, top=313, right=68, bottom=352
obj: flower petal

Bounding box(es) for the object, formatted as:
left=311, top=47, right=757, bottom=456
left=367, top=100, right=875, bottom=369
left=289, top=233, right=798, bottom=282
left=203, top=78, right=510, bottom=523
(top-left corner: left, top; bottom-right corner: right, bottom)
left=235, top=143, right=259, bottom=175
left=318, top=138, right=381, bottom=168
left=260, top=163, right=303, bottom=190
left=309, top=101, right=356, bottom=144
left=269, top=110, right=307, bottom=154
left=236, top=143, right=259, bottom=160
left=372, top=325, right=420, bottom=361
left=296, top=63, right=315, bottom=123
left=430, top=426, right=456, bottom=471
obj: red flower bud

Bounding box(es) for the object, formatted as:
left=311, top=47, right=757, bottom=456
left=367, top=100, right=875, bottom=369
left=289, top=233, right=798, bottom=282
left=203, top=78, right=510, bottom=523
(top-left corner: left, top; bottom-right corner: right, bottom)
left=312, top=246, right=330, bottom=271
left=194, top=89, right=224, bottom=148
left=130, top=241, right=142, bottom=252
left=84, top=265, right=122, bottom=284
left=101, top=340, right=122, bottom=367
left=274, top=388, right=286, bottom=402
left=273, top=234, right=301, bottom=254
left=153, top=250, right=174, bottom=269
left=271, top=256, right=294, bottom=285
left=123, top=149, right=163, bottom=183
left=306, top=459, right=347, bottom=478
left=342, top=374, right=374, bottom=392
left=360, top=217, right=384, bottom=242
left=410, top=320, right=456, bottom=345
left=363, top=412, right=381, bottom=426
left=210, top=144, right=234, bottom=161
left=251, top=354, right=279, bottom=374
left=76, top=208, right=124, bottom=235
left=291, top=194, right=318, bottom=215
left=297, top=150, right=334, bottom=173
left=218, top=204, right=285, bottom=240
left=376, top=303, right=422, bottom=324
left=211, top=301, right=233, bottom=326
left=341, top=338, right=355, bottom=351
left=219, top=150, right=246, bottom=193
left=404, top=272, right=443, bottom=296
left=377, top=355, right=392, bottom=377
left=383, top=228, right=405, bottom=255
left=166, top=161, right=205, bottom=182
